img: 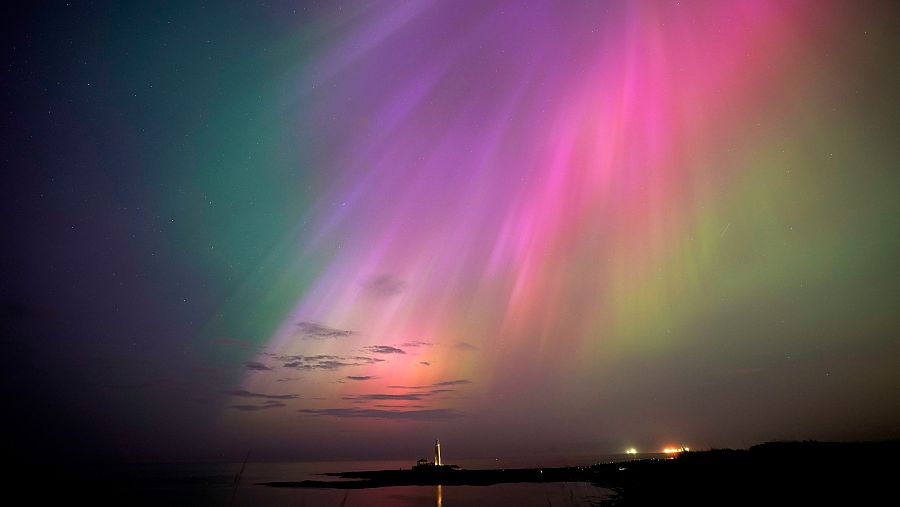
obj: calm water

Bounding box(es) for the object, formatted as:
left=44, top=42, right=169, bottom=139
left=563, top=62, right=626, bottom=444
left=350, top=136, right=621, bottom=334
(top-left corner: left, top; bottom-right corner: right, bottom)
left=71, top=454, right=649, bottom=505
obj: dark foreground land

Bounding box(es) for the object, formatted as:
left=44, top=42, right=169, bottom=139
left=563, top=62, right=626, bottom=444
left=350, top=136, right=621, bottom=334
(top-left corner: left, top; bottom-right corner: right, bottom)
left=264, top=441, right=899, bottom=505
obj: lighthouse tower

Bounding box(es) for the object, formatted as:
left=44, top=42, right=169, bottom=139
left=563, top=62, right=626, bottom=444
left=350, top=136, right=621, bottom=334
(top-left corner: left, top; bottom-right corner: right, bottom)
left=434, top=439, right=442, bottom=466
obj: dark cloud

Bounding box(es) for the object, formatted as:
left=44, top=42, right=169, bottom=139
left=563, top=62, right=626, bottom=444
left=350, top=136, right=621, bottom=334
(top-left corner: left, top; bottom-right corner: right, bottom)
left=344, top=383, right=467, bottom=402
left=244, top=361, right=272, bottom=371
left=419, top=361, right=431, bottom=366
left=299, top=408, right=459, bottom=420
left=363, top=345, right=406, bottom=354
left=296, top=321, right=353, bottom=339
left=313, top=360, right=351, bottom=370
left=344, top=393, right=427, bottom=401
left=228, top=402, right=287, bottom=411
left=455, top=341, right=479, bottom=351
left=387, top=380, right=470, bottom=389
left=278, top=354, right=384, bottom=371
left=401, top=340, right=432, bottom=348
left=211, top=337, right=251, bottom=349
left=345, top=375, right=376, bottom=381
left=360, top=274, right=405, bottom=297
left=224, top=390, right=299, bottom=400
left=350, top=356, right=386, bottom=363
left=277, top=377, right=300, bottom=382
left=375, top=404, right=427, bottom=408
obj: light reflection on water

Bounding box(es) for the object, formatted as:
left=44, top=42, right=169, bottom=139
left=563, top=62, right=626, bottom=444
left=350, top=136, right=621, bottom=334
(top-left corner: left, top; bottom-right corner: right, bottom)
left=228, top=482, right=612, bottom=507
left=81, top=456, right=636, bottom=505
left=229, top=460, right=617, bottom=506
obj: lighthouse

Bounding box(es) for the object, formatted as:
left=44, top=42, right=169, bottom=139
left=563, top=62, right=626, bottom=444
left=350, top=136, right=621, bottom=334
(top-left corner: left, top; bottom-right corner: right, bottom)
left=434, top=439, right=442, bottom=466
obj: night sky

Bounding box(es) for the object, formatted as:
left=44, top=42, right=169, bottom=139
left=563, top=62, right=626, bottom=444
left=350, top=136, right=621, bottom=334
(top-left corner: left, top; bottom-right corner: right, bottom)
left=3, top=1, right=899, bottom=464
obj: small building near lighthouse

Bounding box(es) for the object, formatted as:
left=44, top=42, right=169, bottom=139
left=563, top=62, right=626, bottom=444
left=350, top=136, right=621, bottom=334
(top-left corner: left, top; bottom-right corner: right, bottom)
left=413, top=438, right=456, bottom=470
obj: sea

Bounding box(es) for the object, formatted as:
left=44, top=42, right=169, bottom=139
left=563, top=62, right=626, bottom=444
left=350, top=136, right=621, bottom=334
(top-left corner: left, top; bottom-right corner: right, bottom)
left=63, top=453, right=662, bottom=506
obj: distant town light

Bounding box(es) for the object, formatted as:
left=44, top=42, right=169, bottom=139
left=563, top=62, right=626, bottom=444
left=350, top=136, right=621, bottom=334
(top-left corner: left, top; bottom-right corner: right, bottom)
left=625, top=448, right=638, bottom=455
left=663, top=446, right=689, bottom=454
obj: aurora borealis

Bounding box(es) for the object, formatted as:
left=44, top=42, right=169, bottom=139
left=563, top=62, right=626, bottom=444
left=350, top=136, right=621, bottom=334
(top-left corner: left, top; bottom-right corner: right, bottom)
left=4, top=1, right=900, bottom=463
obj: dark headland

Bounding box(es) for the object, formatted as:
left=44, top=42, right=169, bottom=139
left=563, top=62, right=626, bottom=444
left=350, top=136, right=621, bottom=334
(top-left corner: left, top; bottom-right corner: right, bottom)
left=263, top=441, right=899, bottom=504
